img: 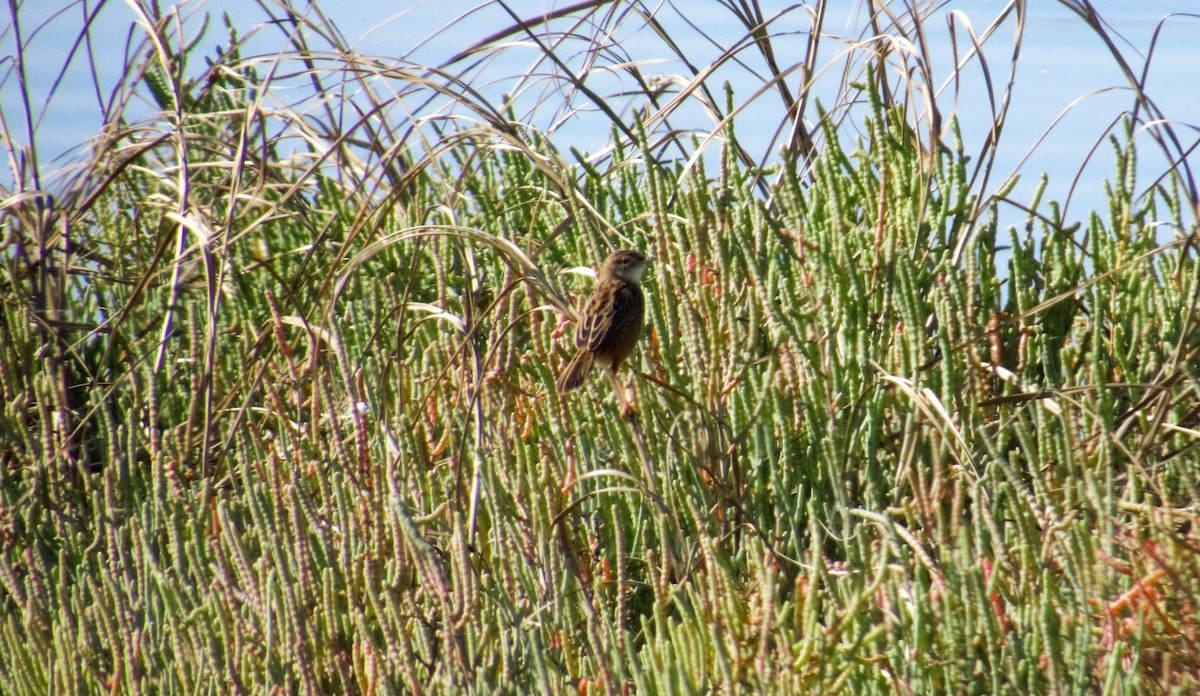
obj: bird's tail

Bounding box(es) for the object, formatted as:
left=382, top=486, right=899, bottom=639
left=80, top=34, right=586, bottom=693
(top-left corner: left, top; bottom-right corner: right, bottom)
left=556, top=350, right=593, bottom=393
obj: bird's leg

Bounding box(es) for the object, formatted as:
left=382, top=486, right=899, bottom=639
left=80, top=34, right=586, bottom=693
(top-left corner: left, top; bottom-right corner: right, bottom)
left=608, top=366, right=637, bottom=421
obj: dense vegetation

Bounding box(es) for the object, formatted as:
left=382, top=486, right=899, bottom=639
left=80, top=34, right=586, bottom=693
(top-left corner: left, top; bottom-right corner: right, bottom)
left=2, top=1, right=1198, bottom=692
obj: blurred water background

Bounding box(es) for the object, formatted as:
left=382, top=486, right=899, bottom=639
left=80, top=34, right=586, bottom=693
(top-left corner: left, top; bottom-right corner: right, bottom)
left=5, top=1, right=1198, bottom=235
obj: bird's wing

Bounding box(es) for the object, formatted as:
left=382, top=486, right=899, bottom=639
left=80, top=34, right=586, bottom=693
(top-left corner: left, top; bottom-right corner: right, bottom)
left=577, top=280, right=643, bottom=352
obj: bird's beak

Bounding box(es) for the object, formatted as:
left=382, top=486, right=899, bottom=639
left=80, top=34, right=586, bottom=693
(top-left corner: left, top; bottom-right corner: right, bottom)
left=635, top=256, right=654, bottom=282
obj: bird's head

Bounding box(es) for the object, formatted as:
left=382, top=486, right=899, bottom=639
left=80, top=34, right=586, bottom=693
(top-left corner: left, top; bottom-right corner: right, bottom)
left=600, top=249, right=652, bottom=283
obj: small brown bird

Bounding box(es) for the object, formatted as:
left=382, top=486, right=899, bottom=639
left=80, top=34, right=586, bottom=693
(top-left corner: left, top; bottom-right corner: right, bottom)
left=556, top=250, right=652, bottom=394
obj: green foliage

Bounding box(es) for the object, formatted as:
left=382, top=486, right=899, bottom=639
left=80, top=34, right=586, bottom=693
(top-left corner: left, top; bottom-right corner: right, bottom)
left=2, top=3, right=1199, bottom=694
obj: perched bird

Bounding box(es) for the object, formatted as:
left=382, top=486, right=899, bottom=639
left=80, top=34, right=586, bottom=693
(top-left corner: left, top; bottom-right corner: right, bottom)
left=556, top=250, right=652, bottom=394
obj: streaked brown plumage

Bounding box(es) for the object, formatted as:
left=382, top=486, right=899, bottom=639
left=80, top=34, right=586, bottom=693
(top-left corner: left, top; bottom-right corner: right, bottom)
left=556, top=250, right=651, bottom=393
